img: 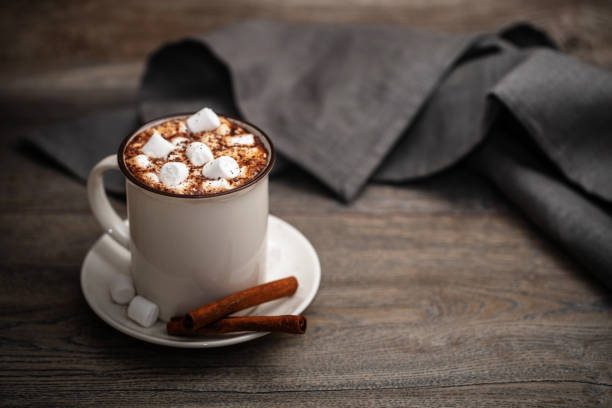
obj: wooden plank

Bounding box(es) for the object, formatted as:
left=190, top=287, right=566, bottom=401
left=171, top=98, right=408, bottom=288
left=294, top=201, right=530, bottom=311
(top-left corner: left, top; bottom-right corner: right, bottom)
left=1, top=0, right=611, bottom=79
left=1, top=209, right=610, bottom=403
left=1, top=382, right=609, bottom=407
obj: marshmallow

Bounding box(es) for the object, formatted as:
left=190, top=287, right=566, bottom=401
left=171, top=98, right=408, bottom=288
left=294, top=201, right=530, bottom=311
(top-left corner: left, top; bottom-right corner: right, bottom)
left=141, top=131, right=175, bottom=159
left=186, top=142, right=214, bottom=166
left=127, top=296, right=159, bottom=328
left=186, top=107, right=220, bottom=133
left=171, top=136, right=188, bottom=146
left=179, top=121, right=188, bottom=133
left=159, top=162, right=189, bottom=187
left=203, top=178, right=230, bottom=190
left=109, top=273, right=135, bottom=304
left=144, top=172, right=159, bottom=184
left=134, top=154, right=150, bottom=168
left=202, top=156, right=240, bottom=179
left=227, top=134, right=255, bottom=146
left=216, top=123, right=230, bottom=136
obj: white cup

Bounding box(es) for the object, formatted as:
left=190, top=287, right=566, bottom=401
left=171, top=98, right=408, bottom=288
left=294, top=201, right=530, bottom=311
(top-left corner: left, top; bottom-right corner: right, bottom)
left=87, top=114, right=275, bottom=321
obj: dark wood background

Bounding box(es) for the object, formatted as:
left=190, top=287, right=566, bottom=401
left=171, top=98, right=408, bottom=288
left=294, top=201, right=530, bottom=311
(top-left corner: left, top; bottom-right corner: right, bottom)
left=1, top=1, right=611, bottom=406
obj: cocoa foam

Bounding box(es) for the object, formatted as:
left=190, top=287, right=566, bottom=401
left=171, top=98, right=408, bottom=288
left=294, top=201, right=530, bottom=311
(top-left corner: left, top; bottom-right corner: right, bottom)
left=123, top=115, right=268, bottom=195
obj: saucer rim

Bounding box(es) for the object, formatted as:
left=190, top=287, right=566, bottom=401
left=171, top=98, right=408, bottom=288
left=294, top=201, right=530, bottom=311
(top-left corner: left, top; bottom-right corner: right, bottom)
left=80, top=214, right=320, bottom=348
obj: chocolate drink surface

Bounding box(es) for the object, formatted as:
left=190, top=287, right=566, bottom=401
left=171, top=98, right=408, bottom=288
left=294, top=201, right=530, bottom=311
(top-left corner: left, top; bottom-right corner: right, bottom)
left=123, top=116, right=268, bottom=195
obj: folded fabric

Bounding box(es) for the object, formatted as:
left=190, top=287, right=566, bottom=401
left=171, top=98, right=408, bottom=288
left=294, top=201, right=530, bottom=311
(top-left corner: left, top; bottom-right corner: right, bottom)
left=25, top=20, right=612, bottom=289
left=26, top=107, right=139, bottom=194
left=474, top=117, right=612, bottom=290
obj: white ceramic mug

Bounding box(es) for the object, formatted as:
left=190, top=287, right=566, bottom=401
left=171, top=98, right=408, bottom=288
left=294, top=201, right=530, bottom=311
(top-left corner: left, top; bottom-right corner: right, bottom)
left=87, top=114, right=275, bottom=321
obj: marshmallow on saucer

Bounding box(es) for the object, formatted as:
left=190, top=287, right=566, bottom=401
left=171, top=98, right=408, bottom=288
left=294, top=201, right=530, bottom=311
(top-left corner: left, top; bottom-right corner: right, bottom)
left=202, top=156, right=240, bottom=179
left=141, top=131, right=175, bottom=159
left=227, top=134, right=255, bottom=146
left=160, top=162, right=189, bottom=187
left=109, top=273, right=135, bottom=304
left=186, top=142, right=214, bottom=166
left=203, top=178, right=230, bottom=190
left=187, top=107, right=220, bottom=133
left=127, top=296, right=159, bottom=328
left=134, top=154, right=150, bottom=168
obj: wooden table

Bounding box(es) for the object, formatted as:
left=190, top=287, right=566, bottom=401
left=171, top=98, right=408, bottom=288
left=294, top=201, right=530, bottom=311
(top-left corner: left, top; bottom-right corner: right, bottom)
left=1, top=1, right=611, bottom=406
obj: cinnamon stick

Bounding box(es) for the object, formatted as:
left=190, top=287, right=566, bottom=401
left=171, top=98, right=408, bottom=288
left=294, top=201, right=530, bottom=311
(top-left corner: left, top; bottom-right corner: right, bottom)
left=182, top=276, right=298, bottom=330
left=167, top=315, right=307, bottom=336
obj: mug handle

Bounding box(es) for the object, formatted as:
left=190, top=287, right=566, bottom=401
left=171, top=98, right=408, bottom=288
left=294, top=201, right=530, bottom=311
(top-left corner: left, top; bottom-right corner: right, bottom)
left=87, top=155, right=130, bottom=249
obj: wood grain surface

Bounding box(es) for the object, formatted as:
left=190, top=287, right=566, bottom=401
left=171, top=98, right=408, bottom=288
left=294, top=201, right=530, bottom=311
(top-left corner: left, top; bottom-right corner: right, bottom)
left=1, top=1, right=611, bottom=407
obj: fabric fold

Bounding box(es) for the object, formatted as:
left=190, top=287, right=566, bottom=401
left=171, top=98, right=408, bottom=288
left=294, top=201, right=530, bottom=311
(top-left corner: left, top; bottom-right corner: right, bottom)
left=490, top=49, right=612, bottom=202
left=25, top=107, right=139, bottom=194
left=373, top=36, right=527, bottom=181
left=166, top=20, right=484, bottom=200
left=473, top=122, right=612, bottom=289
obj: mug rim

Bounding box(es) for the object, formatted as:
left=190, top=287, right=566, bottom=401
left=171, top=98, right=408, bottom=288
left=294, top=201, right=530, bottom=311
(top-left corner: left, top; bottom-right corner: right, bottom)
left=117, top=113, right=276, bottom=199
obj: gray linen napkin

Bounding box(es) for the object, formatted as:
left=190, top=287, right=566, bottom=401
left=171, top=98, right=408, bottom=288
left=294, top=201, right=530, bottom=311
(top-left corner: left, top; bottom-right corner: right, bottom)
left=25, top=20, right=612, bottom=289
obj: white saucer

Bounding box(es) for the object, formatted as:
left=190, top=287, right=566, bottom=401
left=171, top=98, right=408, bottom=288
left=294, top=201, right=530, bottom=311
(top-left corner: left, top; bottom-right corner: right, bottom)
left=80, top=215, right=320, bottom=348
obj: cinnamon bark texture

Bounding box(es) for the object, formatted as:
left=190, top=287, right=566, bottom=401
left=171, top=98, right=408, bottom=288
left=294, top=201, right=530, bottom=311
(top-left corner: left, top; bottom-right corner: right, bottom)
left=167, top=315, right=307, bottom=335
left=183, top=276, right=298, bottom=330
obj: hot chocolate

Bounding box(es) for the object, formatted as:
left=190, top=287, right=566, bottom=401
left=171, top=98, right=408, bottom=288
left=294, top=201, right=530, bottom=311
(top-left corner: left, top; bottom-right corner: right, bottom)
left=123, top=110, right=269, bottom=195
